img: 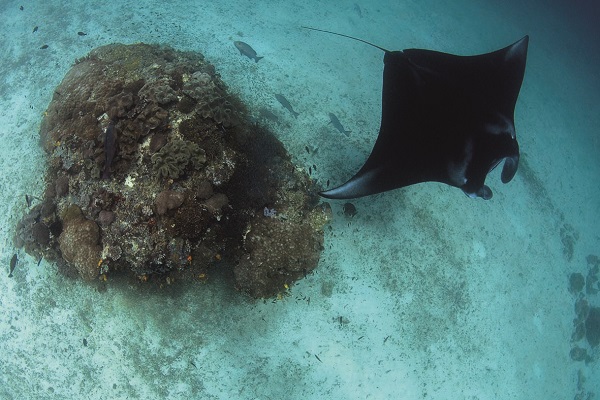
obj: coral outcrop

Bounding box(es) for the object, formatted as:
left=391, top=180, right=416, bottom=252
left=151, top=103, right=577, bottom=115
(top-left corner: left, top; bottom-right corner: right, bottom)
left=14, top=43, right=330, bottom=298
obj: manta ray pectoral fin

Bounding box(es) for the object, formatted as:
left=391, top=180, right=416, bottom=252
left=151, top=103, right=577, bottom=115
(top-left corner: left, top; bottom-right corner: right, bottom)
left=319, top=169, right=381, bottom=199
left=319, top=185, right=355, bottom=200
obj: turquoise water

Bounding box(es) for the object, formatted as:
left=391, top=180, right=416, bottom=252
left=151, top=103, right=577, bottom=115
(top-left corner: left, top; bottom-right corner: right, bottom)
left=1, top=0, right=599, bottom=399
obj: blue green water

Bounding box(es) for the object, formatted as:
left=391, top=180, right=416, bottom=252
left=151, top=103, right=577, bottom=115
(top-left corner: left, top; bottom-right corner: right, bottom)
left=1, top=0, right=599, bottom=399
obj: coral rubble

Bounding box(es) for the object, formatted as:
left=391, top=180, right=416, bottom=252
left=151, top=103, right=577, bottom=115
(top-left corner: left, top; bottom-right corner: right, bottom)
left=15, top=43, right=330, bottom=298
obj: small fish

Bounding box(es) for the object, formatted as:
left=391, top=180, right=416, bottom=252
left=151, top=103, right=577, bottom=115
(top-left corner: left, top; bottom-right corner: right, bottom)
left=83, top=338, right=88, bottom=346
left=315, top=354, right=322, bottom=363
left=9, top=254, right=17, bottom=277
left=25, top=194, right=32, bottom=207
left=102, top=119, right=118, bottom=179
left=328, top=113, right=351, bottom=136
left=353, top=3, right=363, bottom=18
left=233, top=41, right=263, bottom=62
left=343, top=202, right=357, bottom=217
left=32, top=26, right=38, bottom=33
left=40, top=44, right=48, bottom=49
left=19, top=6, right=23, bottom=11
left=275, top=94, right=299, bottom=118
left=77, top=31, right=87, bottom=36
left=258, top=107, right=280, bottom=124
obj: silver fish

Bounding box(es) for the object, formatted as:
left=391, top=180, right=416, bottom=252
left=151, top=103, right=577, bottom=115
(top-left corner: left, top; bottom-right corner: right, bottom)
left=258, top=107, right=280, bottom=124
left=9, top=254, right=17, bottom=277
left=275, top=94, right=299, bottom=118
left=234, top=41, right=263, bottom=63
left=328, top=113, right=351, bottom=136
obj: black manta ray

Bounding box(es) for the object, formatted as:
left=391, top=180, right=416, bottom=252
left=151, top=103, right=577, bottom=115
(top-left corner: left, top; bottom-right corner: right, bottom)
left=303, top=27, right=529, bottom=200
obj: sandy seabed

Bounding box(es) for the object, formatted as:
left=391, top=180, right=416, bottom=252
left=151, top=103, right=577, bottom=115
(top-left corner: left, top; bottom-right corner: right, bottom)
left=0, top=0, right=599, bottom=399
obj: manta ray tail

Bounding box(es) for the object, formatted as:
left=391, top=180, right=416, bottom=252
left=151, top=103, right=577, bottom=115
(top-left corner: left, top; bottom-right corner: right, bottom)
left=301, top=26, right=391, bottom=53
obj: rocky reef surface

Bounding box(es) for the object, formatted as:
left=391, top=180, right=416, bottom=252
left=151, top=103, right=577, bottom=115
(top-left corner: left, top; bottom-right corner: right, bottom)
left=14, top=43, right=330, bottom=298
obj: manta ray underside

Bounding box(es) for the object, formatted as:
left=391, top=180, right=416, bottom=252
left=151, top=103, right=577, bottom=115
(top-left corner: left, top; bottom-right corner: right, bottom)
left=315, top=32, right=529, bottom=200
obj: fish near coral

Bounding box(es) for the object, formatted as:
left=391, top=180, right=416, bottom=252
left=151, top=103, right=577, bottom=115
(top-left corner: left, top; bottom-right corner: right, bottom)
left=102, top=119, right=117, bottom=179
left=9, top=254, right=17, bottom=277
left=234, top=41, right=263, bottom=62
left=275, top=94, right=299, bottom=118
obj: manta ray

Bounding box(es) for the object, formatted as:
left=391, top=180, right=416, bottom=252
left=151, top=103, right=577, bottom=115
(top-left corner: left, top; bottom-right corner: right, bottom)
left=304, top=27, right=529, bottom=200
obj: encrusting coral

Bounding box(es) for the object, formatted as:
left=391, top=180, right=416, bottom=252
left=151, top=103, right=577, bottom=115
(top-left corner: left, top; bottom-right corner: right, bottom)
left=57, top=205, right=102, bottom=281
